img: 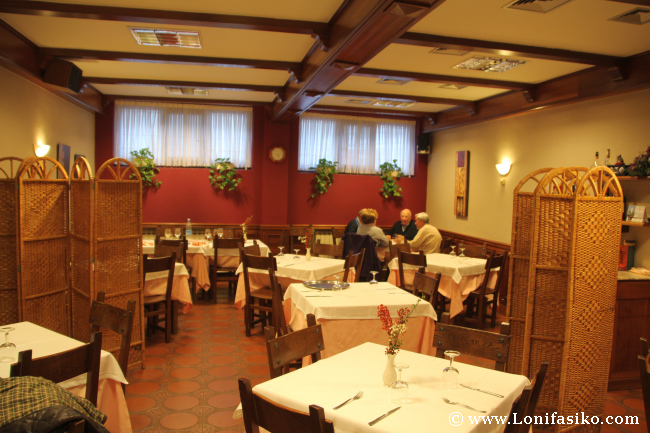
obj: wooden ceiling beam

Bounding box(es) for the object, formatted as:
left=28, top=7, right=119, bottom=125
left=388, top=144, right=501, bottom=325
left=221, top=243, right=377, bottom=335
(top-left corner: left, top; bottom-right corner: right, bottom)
left=0, top=1, right=329, bottom=37
left=309, top=104, right=429, bottom=119
left=396, top=33, right=622, bottom=66
left=106, top=95, right=269, bottom=107
left=355, top=67, right=531, bottom=90
left=270, top=0, right=449, bottom=122
left=84, top=77, right=281, bottom=93
left=39, top=48, right=301, bottom=74
left=328, top=89, right=468, bottom=106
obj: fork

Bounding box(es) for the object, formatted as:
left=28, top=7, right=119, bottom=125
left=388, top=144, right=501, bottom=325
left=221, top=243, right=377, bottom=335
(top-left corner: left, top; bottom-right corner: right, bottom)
left=333, top=391, right=363, bottom=410
left=441, top=397, right=486, bottom=413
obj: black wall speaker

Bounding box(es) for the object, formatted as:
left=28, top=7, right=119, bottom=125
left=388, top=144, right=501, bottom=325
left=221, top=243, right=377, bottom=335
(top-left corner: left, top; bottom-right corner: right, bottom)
left=43, top=58, right=83, bottom=93
left=417, top=133, right=431, bottom=154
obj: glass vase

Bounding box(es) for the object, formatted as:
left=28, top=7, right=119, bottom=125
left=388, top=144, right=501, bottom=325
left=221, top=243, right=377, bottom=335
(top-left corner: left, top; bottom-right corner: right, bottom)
left=306, top=248, right=311, bottom=262
left=382, top=353, right=397, bottom=387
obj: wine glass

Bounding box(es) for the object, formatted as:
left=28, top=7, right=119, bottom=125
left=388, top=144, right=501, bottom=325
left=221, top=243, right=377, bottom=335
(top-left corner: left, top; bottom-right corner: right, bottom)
left=442, top=350, right=460, bottom=389
left=174, top=228, right=181, bottom=239
left=216, top=228, right=223, bottom=239
left=164, top=228, right=172, bottom=239
left=458, top=242, right=466, bottom=258
left=277, top=246, right=285, bottom=256
left=449, top=245, right=456, bottom=256
left=391, top=363, right=410, bottom=404
left=0, top=327, right=17, bottom=363
left=370, top=271, right=379, bottom=284
left=205, top=230, right=212, bottom=241
left=332, top=275, right=341, bottom=290
left=294, top=249, right=300, bottom=259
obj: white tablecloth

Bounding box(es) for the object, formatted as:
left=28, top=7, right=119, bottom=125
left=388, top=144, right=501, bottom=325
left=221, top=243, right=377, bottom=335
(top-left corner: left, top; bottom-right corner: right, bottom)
left=144, top=261, right=193, bottom=314
left=0, top=322, right=131, bottom=433
left=240, top=342, right=528, bottom=433
left=388, top=253, right=487, bottom=284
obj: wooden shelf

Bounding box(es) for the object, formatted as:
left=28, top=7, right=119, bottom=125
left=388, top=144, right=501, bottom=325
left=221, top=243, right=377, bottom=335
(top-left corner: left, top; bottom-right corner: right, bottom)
left=622, top=220, right=650, bottom=227
left=617, top=176, right=650, bottom=181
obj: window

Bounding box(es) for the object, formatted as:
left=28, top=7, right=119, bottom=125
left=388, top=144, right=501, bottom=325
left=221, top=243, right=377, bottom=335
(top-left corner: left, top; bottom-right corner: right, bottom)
left=115, top=101, right=252, bottom=167
left=298, top=113, right=416, bottom=175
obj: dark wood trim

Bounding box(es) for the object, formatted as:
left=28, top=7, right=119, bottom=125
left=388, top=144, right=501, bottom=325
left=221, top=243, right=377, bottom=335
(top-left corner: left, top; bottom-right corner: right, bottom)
left=309, top=104, right=432, bottom=119
left=39, top=48, right=302, bottom=73
left=396, top=33, right=621, bottom=66
left=85, top=77, right=281, bottom=93
left=423, top=51, right=650, bottom=132
left=328, top=89, right=470, bottom=106
left=355, top=68, right=530, bottom=90
left=0, top=1, right=329, bottom=37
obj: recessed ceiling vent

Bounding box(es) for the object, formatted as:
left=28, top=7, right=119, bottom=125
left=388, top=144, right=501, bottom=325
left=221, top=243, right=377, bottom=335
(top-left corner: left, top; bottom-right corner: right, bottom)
left=376, top=78, right=410, bottom=85
left=439, top=84, right=467, bottom=90
left=609, top=8, right=650, bottom=25
left=429, top=47, right=470, bottom=56
left=503, top=0, right=573, bottom=13
left=373, top=100, right=416, bottom=108
left=345, top=99, right=372, bottom=105
left=166, top=87, right=208, bottom=95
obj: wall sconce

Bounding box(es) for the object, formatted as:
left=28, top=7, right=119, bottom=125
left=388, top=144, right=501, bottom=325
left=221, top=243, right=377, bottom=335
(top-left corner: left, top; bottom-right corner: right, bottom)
left=496, top=158, right=511, bottom=184
left=33, top=142, right=50, bottom=157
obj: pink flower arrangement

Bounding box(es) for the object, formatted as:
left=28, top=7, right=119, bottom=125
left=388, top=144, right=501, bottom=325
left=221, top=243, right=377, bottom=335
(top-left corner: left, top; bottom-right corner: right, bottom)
left=377, top=298, right=421, bottom=355
left=304, top=227, right=313, bottom=247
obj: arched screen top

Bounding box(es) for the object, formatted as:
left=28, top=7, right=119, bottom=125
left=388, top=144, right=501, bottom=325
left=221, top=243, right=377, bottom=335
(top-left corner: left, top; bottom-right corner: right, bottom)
left=0, top=157, right=24, bottom=179
left=534, top=166, right=589, bottom=197
left=71, top=156, right=93, bottom=181
left=17, top=156, right=68, bottom=180
left=575, top=166, right=623, bottom=198
left=513, top=167, right=554, bottom=194
left=96, top=158, right=141, bottom=181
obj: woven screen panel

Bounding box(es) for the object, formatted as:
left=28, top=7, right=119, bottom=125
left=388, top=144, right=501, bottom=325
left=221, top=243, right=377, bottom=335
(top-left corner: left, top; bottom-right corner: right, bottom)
left=95, top=182, right=140, bottom=239
left=535, top=196, right=573, bottom=267
left=0, top=180, right=18, bottom=325
left=70, top=177, right=92, bottom=342
left=23, top=291, right=68, bottom=335
left=20, top=181, right=68, bottom=238
left=508, top=320, right=525, bottom=375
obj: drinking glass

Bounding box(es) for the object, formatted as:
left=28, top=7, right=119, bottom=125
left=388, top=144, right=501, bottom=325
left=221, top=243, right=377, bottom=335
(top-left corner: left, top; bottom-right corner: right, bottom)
left=294, top=249, right=300, bottom=259
left=333, top=275, right=341, bottom=290
left=391, top=363, right=410, bottom=404
left=174, top=228, right=181, bottom=239
left=164, top=228, right=172, bottom=239
left=458, top=243, right=466, bottom=258
left=277, top=246, right=285, bottom=256
left=370, top=271, right=379, bottom=284
left=216, top=228, right=223, bottom=239
left=0, top=327, right=17, bottom=363
left=205, top=230, right=212, bottom=241
left=449, top=245, right=456, bottom=256
left=442, top=350, right=460, bottom=389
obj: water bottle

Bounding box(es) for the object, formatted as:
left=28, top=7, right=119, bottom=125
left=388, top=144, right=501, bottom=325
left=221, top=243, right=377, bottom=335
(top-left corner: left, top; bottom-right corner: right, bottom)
left=186, top=218, right=193, bottom=238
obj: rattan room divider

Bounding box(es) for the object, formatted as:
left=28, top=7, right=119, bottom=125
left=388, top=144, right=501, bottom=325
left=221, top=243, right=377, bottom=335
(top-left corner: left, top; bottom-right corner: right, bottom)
left=506, top=166, right=623, bottom=431
left=0, top=157, right=23, bottom=326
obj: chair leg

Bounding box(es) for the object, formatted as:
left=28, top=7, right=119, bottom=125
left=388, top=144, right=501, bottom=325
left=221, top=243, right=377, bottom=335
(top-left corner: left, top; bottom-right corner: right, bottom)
left=490, top=297, right=498, bottom=328
left=165, top=302, right=172, bottom=343
left=244, top=304, right=252, bottom=337
left=477, top=296, right=486, bottom=330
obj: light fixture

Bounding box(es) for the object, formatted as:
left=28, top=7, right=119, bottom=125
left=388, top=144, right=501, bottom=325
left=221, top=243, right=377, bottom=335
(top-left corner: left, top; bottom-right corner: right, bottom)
left=34, top=142, right=50, bottom=157
left=496, top=158, right=512, bottom=184
left=130, top=28, right=201, bottom=48
left=453, top=57, right=526, bottom=73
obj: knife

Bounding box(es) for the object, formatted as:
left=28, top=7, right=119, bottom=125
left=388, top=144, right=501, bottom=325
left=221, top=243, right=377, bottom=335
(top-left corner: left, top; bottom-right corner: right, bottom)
left=460, top=384, right=504, bottom=398
left=368, top=406, right=401, bottom=426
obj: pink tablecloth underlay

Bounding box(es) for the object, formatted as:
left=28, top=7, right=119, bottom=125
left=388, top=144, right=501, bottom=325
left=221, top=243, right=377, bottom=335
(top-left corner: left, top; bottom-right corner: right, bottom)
left=144, top=263, right=192, bottom=314
left=388, top=269, right=496, bottom=318
left=67, top=379, right=131, bottom=433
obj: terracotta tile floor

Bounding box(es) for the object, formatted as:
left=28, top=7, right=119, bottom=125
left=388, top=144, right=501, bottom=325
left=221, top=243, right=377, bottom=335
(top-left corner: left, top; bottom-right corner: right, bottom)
left=125, top=294, right=647, bottom=432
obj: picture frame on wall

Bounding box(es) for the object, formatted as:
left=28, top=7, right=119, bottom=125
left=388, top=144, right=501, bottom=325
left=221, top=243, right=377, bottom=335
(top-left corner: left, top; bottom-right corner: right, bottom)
left=57, top=143, right=70, bottom=179
left=454, top=150, right=469, bottom=217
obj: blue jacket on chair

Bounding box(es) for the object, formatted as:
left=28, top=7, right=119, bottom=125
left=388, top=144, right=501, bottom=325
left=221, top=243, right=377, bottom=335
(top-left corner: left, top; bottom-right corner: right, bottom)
left=341, top=233, right=382, bottom=281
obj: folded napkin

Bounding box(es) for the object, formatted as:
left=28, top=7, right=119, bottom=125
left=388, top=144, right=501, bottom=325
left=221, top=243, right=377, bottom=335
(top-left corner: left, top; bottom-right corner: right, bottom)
left=630, top=267, right=650, bottom=276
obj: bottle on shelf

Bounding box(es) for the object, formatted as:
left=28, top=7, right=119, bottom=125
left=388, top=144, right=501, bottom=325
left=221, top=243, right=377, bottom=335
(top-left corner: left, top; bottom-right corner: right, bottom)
left=604, top=149, right=610, bottom=166
left=186, top=218, right=193, bottom=238
left=590, top=151, right=599, bottom=168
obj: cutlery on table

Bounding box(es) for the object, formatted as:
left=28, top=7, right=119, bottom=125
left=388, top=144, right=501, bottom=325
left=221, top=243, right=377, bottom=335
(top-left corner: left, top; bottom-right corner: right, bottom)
left=368, top=406, right=401, bottom=426
left=441, top=397, right=486, bottom=413
left=333, top=391, right=363, bottom=410
left=460, top=384, right=504, bottom=398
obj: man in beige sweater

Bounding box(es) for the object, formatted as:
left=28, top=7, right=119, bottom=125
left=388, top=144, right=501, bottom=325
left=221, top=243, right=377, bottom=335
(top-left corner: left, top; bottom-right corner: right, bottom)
left=409, top=212, right=442, bottom=254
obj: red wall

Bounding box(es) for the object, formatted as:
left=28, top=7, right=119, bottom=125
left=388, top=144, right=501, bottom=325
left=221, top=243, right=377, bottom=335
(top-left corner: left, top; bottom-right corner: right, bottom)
left=95, top=104, right=428, bottom=225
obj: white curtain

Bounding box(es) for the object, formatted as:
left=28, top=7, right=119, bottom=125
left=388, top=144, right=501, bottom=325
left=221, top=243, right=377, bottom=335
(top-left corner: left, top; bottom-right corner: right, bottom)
left=115, top=101, right=252, bottom=167
left=298, top=113, right=416, bottom=175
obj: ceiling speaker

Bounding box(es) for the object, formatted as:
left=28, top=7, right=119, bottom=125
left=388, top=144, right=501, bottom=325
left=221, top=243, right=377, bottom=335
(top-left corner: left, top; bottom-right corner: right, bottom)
left=417, top=133, right=431, bottom=154
left=43, top=58, right=83, bottom=93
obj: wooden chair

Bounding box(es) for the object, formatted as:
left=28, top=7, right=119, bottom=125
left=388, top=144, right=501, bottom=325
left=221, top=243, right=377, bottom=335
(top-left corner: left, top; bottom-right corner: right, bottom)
left=11, top=332, right=103, bottom=406
left=242, top=239, right=261, bottom=256
left=269, top=273, right=289, bottom=337
left=241, top=251, right=278, bottom=336
left=459, top=241, right=489, bottom=259
left=211, top=237, right=242, bottom=302
left=381, top=242, right=410, bottom=281
left=464, top=251, right=509, bottom=329
left=398, top=250, right=427, bottom=292
left=238, top=377, right=334, bottom=433
left=143, top=252, right=176, bottom=343
left=504, top=362, right=549, bottom=433
left=434, top=312, right=511, bottom=372
left=313, top=239, right=343, bottom=259
left=264, top=314, right=323, bottom=379
left=289, top=224, right=313, bottom=253
left=155, top=238, right=195, bottom=294
left=640, top=337, right=650, bottom=433
left=89, top=291, right=135, bottom=390
left=342, top=249, right=365, bottom=282
left=412, top=269, right=446, bottom=315
left=440, top=236, right=455, bottom=254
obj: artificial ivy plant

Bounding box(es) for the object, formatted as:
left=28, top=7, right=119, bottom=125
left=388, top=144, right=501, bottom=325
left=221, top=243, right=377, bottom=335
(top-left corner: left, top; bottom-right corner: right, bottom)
left=209, top=157, right=242, bottom=191
left=379, top=159, right=404, bottom=198
left=129, top=147, right=161, bottom=188
left=309, top=158, right=338, bottom=198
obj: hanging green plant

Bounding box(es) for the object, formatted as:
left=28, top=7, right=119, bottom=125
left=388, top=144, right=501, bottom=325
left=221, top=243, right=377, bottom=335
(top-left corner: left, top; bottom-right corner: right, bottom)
left=129, top=147, right=161, bottom=188
left=309, top=158, right=338, bottom=198
left=379, top=159, right=404, bottom=198
left=209, top=157, right=242, bottom=191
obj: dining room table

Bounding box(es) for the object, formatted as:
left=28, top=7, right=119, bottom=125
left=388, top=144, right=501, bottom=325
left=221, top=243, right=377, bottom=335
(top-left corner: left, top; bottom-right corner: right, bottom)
left=236, top=342, right=529, bottom=433
left=283, top=281, right=437, bottom=361
left=234, top=254, right=353, bottom=310
left=0, top=321, right=132, bottom=433
left=143, top=238, right=269, bottom=293
left=387, top=253, right=497, bottom=318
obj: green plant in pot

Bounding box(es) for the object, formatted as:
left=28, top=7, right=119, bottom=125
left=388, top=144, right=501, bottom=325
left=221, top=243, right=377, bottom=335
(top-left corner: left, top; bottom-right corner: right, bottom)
left=209, top=157, right=242, bottom=191
left=129, top=147, right=161, bottom=188
left=309, top=158, right=338, bottom=198
left=379, top=159, right=404, bottom=198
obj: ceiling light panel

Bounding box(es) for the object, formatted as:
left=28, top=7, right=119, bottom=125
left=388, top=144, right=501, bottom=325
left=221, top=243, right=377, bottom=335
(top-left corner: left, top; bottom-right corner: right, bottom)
left=503, top=0, right=573, bottom=13
left=439, top=84, right=468, bottom=90
left=609, top=8, right=650, bottom=24
left=131, top=28, right=201, bottom=48
left=373, top=100, right=416, bottom=108
left=453, top=56, right=526, bottom=72
left=429, top=47, right=471, bottom=56
left=377, top=78, right=410, bottom=85
left=166, top=87, right=208, bottom=95
left=345, top=99, right=372, bottom=105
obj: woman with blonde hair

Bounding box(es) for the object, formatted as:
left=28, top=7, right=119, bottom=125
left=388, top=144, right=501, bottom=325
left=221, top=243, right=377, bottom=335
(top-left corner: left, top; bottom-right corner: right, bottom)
left=357, top=208, right=389, bottom=249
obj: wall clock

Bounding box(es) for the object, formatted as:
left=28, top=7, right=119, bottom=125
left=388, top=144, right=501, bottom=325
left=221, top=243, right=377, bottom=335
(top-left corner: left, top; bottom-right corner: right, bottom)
left=269, top=146, right=286, bottom=163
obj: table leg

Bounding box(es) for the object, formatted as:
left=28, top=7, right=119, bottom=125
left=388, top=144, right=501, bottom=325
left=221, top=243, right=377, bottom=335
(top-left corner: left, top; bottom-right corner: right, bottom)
left=172, top=300, right=179, bottom=334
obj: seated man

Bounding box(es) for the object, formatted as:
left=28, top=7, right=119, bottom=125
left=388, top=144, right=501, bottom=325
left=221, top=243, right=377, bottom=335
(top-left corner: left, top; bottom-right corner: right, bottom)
left=344, top=208, right=365, bottom=234
left=356, top=208, right=389, bottom=260
left=387, top=208, right=418, bottom=242
left=409, top=212, right=442, bottom=254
